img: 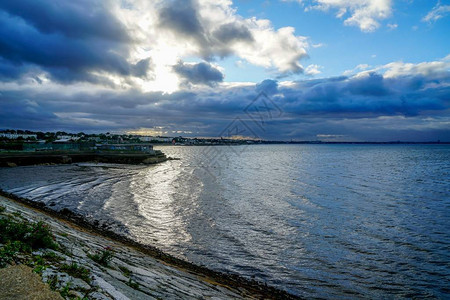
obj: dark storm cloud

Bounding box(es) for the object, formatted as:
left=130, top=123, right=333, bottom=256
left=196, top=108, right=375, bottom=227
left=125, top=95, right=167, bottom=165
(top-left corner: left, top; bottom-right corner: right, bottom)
left=132, top=58, right=154, bottom=78
left=173, top=61, right=224, bottom=86
left=157, top=0, right=255, bottom=59
left=212, top=23, right=254, bottom=44
left=256, top=80, right=279, bottom=95
left=278, top=71, right=449, bottom=117
left=159, top=0, right=205, bottom=43
left=0, top=58, right=32, bottom=81
left=0, top=0, right=129, bottom=42
left=346, top=73, right=389, bottom=96
left=0, top=2, right=150, bottom=84
left=0, top=93, right=58, bottom=129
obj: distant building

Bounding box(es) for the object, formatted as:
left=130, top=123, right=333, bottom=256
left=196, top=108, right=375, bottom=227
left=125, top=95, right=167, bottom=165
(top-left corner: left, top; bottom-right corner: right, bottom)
left=0, top=133, right=37, bottom=140
left=96, top=143, right=154, bottom=153
left=56, top=135, right=80, bottom=141
left=87, top=136, right=101, bottom=142
left=23, top=142, right=94, bottom=152
left=139, top=136, right=171, bottom=143
left=54, top=138, right=74, bottom=143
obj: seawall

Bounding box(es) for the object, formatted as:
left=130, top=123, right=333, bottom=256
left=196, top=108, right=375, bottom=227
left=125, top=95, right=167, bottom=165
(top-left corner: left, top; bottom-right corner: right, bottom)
left=0, top=189, right=299, bottom=299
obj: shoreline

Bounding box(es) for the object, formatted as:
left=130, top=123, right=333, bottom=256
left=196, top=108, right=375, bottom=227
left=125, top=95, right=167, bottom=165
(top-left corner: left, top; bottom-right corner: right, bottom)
left=0, top=189, right=299, bottom=299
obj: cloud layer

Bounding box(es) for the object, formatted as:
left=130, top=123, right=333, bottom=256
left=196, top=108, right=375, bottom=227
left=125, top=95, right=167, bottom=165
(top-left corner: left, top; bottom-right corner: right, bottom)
left=1, top=56, right=449, bottom=141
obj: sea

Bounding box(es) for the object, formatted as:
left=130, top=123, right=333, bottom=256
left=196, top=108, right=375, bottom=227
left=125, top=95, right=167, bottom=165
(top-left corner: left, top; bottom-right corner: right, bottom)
left=0, top=144, right=449, bottom=298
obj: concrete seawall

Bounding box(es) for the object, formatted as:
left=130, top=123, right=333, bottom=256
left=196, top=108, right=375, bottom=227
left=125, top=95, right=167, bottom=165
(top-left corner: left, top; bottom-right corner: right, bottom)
left=0, top=190, right=299, bottom=299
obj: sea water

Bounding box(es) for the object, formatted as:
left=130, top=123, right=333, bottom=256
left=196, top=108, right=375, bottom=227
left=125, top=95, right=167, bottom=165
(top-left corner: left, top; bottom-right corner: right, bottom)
left=0, top=144, right=449, bottom=298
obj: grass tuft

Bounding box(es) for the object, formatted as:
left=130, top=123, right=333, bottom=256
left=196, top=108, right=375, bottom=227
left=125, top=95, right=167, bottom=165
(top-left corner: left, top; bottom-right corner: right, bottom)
left=47, top=274, right=58, bottom=291
left=127, top=278, right=140, bottom=290
left=119, top=265, right=132, bottom=277
left=60, top=262, right=91, bottom=283
left=88, top=247, right=114, bottom=267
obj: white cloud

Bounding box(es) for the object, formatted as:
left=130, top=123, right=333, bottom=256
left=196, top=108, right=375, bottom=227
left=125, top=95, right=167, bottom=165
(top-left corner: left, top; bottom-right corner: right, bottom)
left=382, top=55, right=450, bottom=79
left=387, top=23, right=398, bottom=30
left=305, top=64, right=323, bottom=76
left=312, top=42, right=325, bottom=48
left=422, top=2, right=450, bottom=23
left=287, top=0, right=393, bottom=32
left=343, top=63, right=370, bottom=76
left=138, top=0, right=309, bottom=78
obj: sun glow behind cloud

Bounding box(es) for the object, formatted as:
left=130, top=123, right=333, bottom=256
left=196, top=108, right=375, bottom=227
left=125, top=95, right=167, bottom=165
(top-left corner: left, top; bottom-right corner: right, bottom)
left=138, top=47, right=181, bottom=93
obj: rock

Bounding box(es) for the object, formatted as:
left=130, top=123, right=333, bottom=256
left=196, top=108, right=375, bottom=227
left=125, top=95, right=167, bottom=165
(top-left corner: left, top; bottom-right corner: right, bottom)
left=70, top=246, right=88, bottom=259
left=92, top=275, right=129, bottom=300
left=61, top=156, right=72, bottom=164
left=5, top=162, right=17, bottom=167
left=89, top=291, right=113, bottom=300
left=32, top=250, right=45, bottom=256
left=69, top=290, right=85, bottom=298
left=70, top=277, right=91, bottom=290
left=142, top=157, right=158, bottom=164
left=106, top=269, right=128, bottom=282
left=41, top=266, right=57, bottom=280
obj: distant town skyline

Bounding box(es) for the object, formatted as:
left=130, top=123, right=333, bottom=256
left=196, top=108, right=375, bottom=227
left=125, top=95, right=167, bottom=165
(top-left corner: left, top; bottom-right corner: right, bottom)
left=0, top=0, right=449, bottom=141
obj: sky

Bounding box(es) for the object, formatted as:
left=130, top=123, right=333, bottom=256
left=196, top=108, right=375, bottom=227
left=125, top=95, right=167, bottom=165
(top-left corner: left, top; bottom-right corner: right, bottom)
left=0, top=0, right=449, bottom=141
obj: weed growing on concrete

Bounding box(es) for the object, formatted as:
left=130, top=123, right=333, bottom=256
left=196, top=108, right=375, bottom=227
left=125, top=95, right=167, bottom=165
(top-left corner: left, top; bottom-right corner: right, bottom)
left=88, top=247, right=114, bottom=267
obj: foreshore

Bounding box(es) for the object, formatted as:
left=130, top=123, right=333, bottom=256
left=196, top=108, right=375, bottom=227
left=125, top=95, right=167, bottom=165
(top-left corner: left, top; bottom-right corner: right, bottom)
left=0, top=190, right=299, bottom=299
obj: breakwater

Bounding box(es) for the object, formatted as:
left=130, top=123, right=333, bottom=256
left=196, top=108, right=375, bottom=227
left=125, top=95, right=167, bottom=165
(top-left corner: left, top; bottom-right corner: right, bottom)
left=0, top=151, right=168, bottom=167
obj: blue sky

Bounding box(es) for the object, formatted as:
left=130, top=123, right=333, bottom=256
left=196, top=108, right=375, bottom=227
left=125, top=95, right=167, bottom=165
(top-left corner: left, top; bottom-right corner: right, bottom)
left=223, top=0, right=450, bottom=82
left=0, top=0, right=449, bottom=141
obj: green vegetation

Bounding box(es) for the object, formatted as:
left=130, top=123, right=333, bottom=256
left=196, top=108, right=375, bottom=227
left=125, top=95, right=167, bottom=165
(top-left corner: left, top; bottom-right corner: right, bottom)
left=27, top=252, right=63, bottom=275
left=42, top=251, right=63, bottom=262
left=119, top=265, right=132, bottom=277
left=47, top=274, right=58, bottom=291
left=88, top=247, right=114, bottom=267
left=0, top=217, right=58, bottom=251
left=0, top=241, right=31, bottom=267
left=0, top=208, right=96, bottom=299
left=59, top=282, right=71, bottom=298
left=60, top=262, right=91, bottom=283
left=0, top=213, right=58, bottom=268
left=30, top=255, right=46, bottom=275
left=127, top=278, right=140, bottom=290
